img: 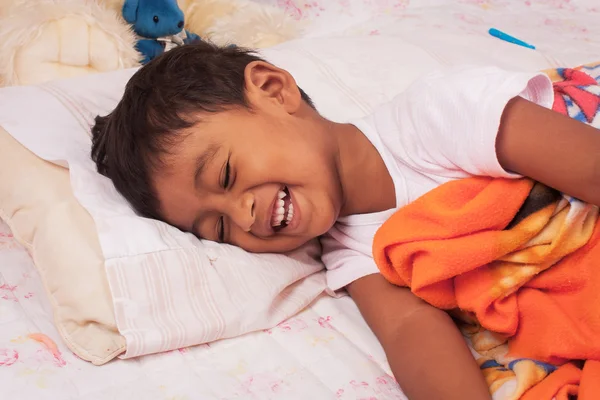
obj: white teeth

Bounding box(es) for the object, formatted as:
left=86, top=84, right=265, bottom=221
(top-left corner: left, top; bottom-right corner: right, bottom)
left=272, top=187, right=294, bottom=228
left=272, top=203, right=285, bottom=227
left=286, top=203, right=294, bottom=222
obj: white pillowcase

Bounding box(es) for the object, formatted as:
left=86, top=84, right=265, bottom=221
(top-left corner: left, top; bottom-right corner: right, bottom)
left=0, top=35, right=559, bottom=359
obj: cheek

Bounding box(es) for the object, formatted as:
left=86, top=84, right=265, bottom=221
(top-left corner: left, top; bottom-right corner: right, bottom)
left=303, top=190, right=339, bottom=232
left=252, top=123, right=324, bottom=170
left=153, top=175, right=201, bottom=230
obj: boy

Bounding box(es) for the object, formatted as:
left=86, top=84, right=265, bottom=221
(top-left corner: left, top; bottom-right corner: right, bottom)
left=91, top=42, right=600, bottom=400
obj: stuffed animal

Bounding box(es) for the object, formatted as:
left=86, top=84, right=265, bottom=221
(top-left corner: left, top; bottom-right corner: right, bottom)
left=122, top=0, right=202, bottom=64
left=0, top=0, right=140, bottom=87
left=0, top=0, right=301, bottom=87
left=179, top=0, right=303, bottom=49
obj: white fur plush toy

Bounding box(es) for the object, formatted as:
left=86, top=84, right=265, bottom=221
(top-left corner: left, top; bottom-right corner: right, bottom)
left=179, top=0, right=303, bottom=49
left=0, top=0, right=140, bottom=87
left=0, top=0, right=301, bottom=87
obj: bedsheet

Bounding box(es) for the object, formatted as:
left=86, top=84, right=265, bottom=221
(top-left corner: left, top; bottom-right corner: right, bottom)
left=258, top=0, right=600, bottom=67
left=0, top=222, right=404, bottom=400
left=2, top=1, right=599, bottom=399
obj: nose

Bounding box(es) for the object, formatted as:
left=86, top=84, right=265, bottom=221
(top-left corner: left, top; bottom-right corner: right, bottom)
left=228, top=192, right=255, bottom=232
left=177, top=20, right=184, bottom=29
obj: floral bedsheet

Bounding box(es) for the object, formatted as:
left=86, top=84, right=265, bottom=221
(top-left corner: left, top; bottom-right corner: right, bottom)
left=258, top=0, right=599, bottom=66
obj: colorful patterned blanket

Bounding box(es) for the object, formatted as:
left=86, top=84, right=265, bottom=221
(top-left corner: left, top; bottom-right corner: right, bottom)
left=373, top=62, right=600, bottom=400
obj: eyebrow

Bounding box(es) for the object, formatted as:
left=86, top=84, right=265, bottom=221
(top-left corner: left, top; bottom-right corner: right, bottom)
left=193, top=143, right=221, bottom=189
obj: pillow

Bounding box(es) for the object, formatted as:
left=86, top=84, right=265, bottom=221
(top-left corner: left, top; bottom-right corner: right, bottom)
left=0, top=128, right=125, bottom=365
left=0, top=34, right=561, bottom=363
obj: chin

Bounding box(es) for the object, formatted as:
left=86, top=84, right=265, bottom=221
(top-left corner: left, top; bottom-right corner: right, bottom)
left=316, top=215, right=337, bottom=237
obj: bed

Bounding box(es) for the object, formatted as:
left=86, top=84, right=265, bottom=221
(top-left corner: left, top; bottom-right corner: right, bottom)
left=1, top=1, right=598, bottom=399
left=0, top=218, right=400, bottom=400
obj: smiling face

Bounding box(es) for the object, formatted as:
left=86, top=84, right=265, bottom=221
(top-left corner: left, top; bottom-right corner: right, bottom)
left=151, top=62, right=344, bottom=253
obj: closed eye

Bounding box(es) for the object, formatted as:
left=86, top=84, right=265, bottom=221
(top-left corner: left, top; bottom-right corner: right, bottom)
left=217, top=216, right=225, bottom=243
left=224, top=160, right=230, bottom=188
left=216, top=155, right=231, bottom=243
left=221, top=158, right=231, bottom=189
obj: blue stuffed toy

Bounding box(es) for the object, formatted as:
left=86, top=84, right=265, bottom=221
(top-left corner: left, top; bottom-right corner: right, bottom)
left=122, top=0, right=202, bottom=64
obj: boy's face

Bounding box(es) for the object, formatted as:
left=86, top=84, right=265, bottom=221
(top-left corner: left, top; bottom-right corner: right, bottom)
left=152, top=62, right=344, bottom=253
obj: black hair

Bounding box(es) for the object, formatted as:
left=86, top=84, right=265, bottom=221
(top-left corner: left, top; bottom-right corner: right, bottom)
left=91, top=41, right=313, bottom=219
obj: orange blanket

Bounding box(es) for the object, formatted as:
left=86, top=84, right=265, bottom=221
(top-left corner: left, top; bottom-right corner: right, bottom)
left=372, top=63, right=600, bottom=400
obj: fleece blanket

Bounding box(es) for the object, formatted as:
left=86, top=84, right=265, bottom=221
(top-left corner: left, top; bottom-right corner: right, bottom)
left=373, top=62, right=600, bottom=400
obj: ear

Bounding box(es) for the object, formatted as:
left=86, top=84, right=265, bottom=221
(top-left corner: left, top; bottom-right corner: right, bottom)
left=244, top=61, right=302, bottom=114
left=122, top=0, right=140, bottom=24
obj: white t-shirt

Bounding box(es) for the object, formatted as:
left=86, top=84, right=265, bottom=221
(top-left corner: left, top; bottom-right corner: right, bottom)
left=321, top=65, right=554, bottom=291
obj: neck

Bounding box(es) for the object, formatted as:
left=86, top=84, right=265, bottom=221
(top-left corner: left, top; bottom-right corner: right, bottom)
left=330, top=121, right=396, bottom=217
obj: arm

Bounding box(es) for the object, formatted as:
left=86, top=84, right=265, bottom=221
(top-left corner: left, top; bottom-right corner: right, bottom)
left=497, top=96, right=600, bottom=205
left=347, top=274, right=491, bottom=400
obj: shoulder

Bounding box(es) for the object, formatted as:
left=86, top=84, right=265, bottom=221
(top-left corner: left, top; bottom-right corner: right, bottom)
left=320, top=217, right=387, bottom=291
